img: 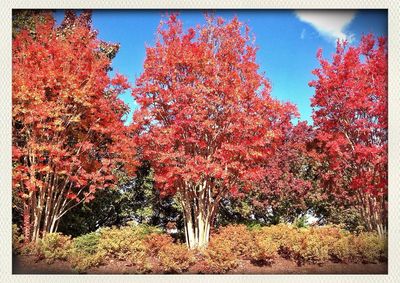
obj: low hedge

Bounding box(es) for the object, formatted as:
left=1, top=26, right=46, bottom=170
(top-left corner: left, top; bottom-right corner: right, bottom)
left=14, top=223, right=387, bottom=273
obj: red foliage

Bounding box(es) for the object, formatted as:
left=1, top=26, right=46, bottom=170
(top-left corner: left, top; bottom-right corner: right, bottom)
left=144, top=233, right=174, bottom=256
left=133, top=13, right=296, bottom=206
left=12, top=11, right=138, bottom=241
left=132, top=13, right=297, bottom=247
left=252, top=121, right=315, bottom=218
left=310, top=35, right=388, bottom=233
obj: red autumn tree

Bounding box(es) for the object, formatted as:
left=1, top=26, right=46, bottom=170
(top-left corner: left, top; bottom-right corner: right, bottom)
left=133, top=14, right=297, bottom=248
left=12, top=11, right=137, bottom=243
left=216, top=121, right=316, bottom=225
left=250, top=121, right=316, bottom=223
left=310, top=34, right=388, bottom=235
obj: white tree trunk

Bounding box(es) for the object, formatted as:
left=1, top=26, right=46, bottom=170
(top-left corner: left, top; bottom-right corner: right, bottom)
left=181, top=181, right=216, bottom=249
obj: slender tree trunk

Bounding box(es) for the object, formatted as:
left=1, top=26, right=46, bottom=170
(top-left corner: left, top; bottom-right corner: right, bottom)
left=23, top=200, right=31, bottom=244
left=357, top=191, right=387, bottom=237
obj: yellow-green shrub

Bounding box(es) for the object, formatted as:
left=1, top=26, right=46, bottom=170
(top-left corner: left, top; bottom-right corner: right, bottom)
left=328, top=235, right=354, bottom=262
left=352, top=232, right=386, bottom=263
left=19, top=241, right=39, bottom=256
left=126, top=240, right=153, bottom=273
left=69, top=250, right=106, bottom=273
left=14, top=223, right=388, bottom=273
left=37, top=233, right=72, bottom=264
left=250, top=230, right=279, bottom=265
left=257, top=224, right=302, bottom=260
left=97, top=225, right=155, bottom=272
left=215, top=224, right=254, bottom=258
left=158, top=243, right=195, bottom=273
left=203, top=236, right=239, bottom=273
left=260, top=225, right=297, bottom=246
left=312, top=227, right=355, bottom=263
left=12, top=224, right=24, bottom=253
left=293, top=229, right=330, bottom=265
left=98, top=226, right=143, bottom=260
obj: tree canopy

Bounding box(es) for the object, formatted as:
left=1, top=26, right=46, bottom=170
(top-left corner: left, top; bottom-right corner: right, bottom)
left=12, top=11, right=137, bottom=242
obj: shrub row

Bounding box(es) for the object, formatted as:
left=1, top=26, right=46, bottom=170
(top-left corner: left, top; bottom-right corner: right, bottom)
left=13, top=223, right=387, bottom=273
left=193, top=224, right=387, bottom=273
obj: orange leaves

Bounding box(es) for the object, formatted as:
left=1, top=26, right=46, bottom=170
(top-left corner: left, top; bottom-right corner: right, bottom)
left=310, top=34, right=387, bottom=207
left=78, top=141, right=93, bottom=152
left=24, top=180, right=37, bottom=191
left=12, top=11, right=138, bottom=211
left=133, top=14, right=297, bottom=198
left=83, top=192, right=95, bottom=203
left=111, top=73, right=130, bottom=89
left=66, top=192, right=78, bottom=200
left=12, top=146, right=23, bottom=160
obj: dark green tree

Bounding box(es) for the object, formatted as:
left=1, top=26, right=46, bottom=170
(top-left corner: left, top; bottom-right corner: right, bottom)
left=58, top=163, right=184, bottom=237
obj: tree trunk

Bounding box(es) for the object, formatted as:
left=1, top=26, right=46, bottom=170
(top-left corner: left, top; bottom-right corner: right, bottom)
left=183, top=205, right=212, bottom=249
left=181, top=181, right=219, bottom=249
left=23, top=200, right=31, bottom=244
left=358, top=191, right=387, bottom=237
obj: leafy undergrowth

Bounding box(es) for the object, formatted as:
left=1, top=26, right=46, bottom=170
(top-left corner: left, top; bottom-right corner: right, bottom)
left=13, top=223, right=387, bottom=274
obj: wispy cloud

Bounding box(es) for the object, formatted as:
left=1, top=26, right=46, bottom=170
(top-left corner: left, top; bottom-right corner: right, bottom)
left=300, top=28, right=306, bottom=40
left=295, top=10, right=356, bottom=43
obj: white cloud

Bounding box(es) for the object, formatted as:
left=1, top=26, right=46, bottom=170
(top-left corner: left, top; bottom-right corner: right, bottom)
left=300, top=28, right=306, bottom=39
left=295, top=10, right=356, bottom=42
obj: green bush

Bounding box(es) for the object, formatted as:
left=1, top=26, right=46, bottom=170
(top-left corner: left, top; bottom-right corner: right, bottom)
left=73, top=232, right=101, bottom=255
left=126, top=223, right=163, bottom=236
left=37, top=233, right=72, bottom=264
left=158, top=243, right=195, bottom=273
left=293, top=215, right=309, bottom=228
left=246, top=222, right=263, bottom=231
left=68, top=232, right=104, bottom=272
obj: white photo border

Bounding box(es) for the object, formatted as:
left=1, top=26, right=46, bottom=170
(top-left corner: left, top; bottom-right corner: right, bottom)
left=1, top=1, right=398, bottom=283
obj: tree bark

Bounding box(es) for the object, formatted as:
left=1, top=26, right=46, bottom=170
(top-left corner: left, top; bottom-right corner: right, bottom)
left=181, top=181, right=219, bottom=249
left=357, top=191, right=387, bottom=237
left=23, top=200, right=31, bottom=244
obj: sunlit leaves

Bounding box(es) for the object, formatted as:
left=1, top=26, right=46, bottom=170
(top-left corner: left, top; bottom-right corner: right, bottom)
left=310, top=35, right=387, bottom=232
left=12, top=10, right=138, bottom=225
left=133, top=13, right=296, bottom=198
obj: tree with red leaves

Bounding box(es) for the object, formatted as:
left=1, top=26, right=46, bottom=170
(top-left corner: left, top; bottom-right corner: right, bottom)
left=133, top=14, right=297, bottom=248
left=215, top=121, right=317, bottom=226
left=251, top=121, right=316, bottom=223
left=310, top=35, right=388, bottom=235
left=12, top=11, right=137, bottom=243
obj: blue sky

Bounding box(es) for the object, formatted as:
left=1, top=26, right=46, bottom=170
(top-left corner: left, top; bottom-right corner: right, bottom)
left=54, top=9, right=387, bottom=124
